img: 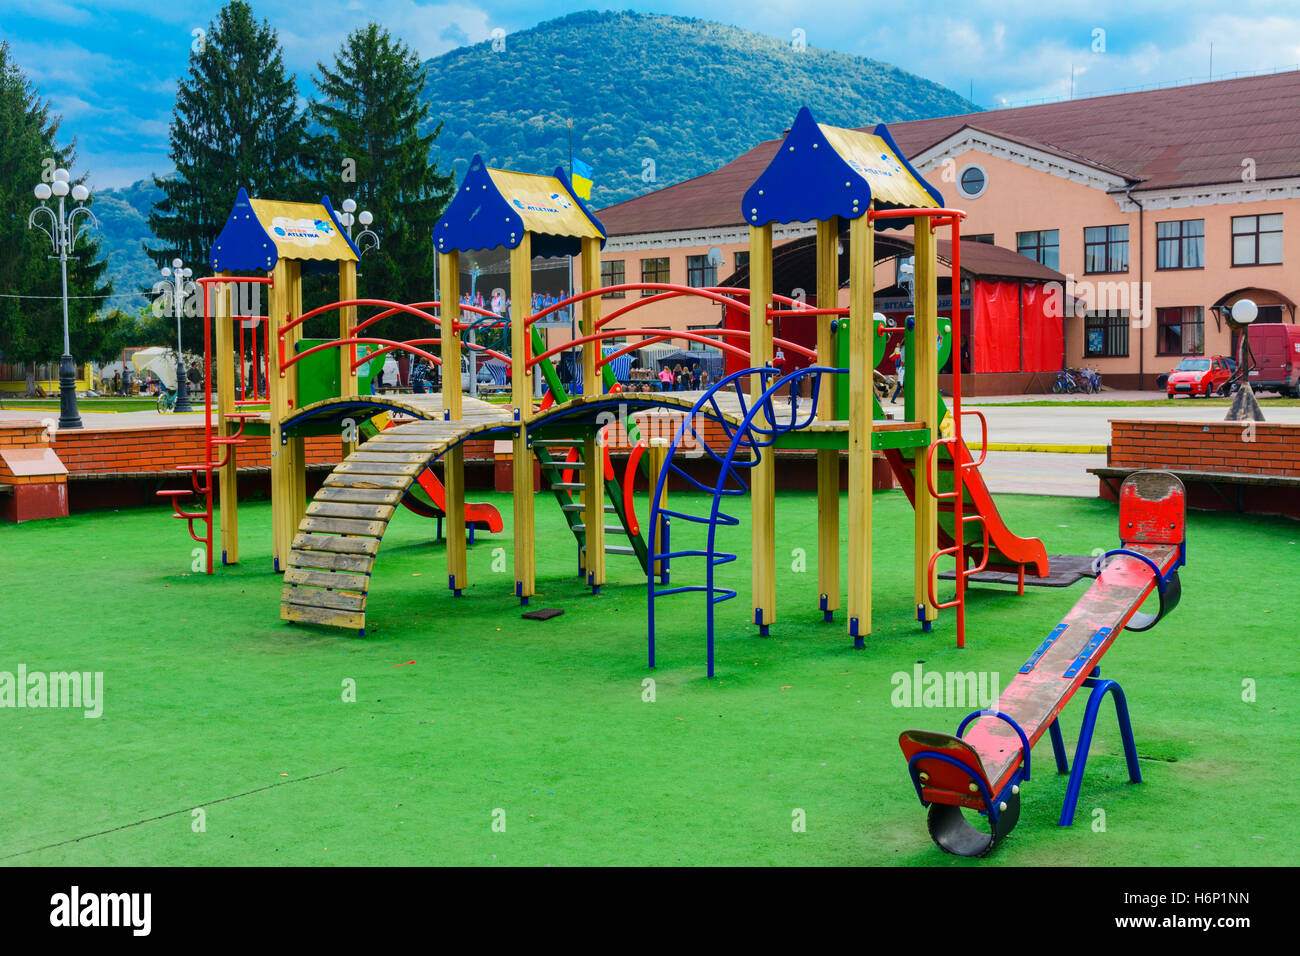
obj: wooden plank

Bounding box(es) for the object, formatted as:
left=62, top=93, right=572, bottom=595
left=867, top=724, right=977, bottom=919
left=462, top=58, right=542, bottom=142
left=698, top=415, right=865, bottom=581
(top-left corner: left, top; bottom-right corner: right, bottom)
left=347, top=451, right=431, bottom=464
left=299, top=516, right=386, bottom=536
left=306, top=501, right=395, bottom=520
left=359, top=441, right=441, bottom=454
left=289, top=549, right=373, bottom=573
left=314, top=486, right=404, bottom=505
left=292, top=533, right=380, bottom=555
left=281, top=599, right=366, bottom=630
left=324, top=472, right=410, bottom=490
left=284, top=567, right=370, bottom=591
left=335, top=460, right=425, bottom=477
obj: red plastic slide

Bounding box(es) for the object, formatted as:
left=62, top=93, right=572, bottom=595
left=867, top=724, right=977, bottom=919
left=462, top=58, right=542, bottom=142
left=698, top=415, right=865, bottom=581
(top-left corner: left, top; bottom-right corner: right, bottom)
left=885, top=439, right=1049, bottom=577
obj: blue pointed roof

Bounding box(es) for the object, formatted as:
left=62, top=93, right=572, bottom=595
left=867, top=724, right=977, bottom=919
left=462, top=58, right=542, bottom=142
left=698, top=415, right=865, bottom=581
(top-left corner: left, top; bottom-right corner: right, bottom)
left=209, top=188, right=361, bottom=273
left=741, top=107, right=944, bottom=231
left=433, top=156, right=607, bottom=259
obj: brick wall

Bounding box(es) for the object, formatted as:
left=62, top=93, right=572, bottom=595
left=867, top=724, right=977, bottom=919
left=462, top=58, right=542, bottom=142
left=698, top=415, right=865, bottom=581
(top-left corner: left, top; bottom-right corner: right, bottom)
left=1109, top=420, right=1300, bottom=475
left=0, top=422, right=64, bottom=486
left=49, top=425, right=348, bottom=476
left=1, top=421, right=68, bottom=521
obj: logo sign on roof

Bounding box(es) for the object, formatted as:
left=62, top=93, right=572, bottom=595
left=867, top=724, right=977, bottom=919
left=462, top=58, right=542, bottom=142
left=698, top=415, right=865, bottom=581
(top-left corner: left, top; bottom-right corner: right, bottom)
left=270, top=216, right=336, bottom=248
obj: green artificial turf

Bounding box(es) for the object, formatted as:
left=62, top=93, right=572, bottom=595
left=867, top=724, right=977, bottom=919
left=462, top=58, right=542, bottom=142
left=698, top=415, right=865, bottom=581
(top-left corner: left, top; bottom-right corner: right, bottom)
left=967, top=398, right=1300, bottom=407
left=1, top=487, right=1296, bottom=866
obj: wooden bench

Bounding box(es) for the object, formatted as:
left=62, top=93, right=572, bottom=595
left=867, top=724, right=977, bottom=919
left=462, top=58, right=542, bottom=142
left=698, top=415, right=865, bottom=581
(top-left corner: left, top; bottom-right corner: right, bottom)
left=1089, top=466, right=1300, bottom=513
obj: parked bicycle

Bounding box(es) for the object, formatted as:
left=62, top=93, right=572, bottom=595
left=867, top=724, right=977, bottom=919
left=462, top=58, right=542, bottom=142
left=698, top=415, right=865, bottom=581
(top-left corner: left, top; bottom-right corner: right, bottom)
left=156, top=387, right=177, bottom=414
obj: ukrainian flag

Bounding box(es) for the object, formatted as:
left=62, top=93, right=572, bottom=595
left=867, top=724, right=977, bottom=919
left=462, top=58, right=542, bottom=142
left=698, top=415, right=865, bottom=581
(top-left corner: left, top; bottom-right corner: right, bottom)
left=571, top=157, right=594, bottom=200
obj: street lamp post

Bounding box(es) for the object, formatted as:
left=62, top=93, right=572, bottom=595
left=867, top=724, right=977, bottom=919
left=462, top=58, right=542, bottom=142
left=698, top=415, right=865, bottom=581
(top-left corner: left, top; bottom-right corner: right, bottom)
left=161, top=258, right=194, bottom=413
left=29, top=168, right=97, bottom=430
left=337, top=198, right=379, bottom=259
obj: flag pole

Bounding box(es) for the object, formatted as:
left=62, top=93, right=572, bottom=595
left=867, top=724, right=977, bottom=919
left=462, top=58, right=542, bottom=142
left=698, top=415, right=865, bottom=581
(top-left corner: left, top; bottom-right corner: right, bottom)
left=567, top=117, right=576, bottom=388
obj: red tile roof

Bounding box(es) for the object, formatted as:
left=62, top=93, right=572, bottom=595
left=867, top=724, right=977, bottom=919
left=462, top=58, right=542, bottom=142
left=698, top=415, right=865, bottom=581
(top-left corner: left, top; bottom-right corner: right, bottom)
left=599, top=71, right=1300, bottom=237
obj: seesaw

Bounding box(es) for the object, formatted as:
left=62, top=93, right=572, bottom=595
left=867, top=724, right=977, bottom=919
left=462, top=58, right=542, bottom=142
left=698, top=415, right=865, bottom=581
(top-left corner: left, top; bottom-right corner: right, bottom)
left=899, top=471, right=1186, bottom=856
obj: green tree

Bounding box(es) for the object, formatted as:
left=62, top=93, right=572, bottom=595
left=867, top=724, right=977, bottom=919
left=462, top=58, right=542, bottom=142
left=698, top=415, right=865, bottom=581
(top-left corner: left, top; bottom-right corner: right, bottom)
left=307, top=23, right=454, bottom=340
left=0, top=41, right=113, bottom=394
left=148, top=1, right=308, bottom=293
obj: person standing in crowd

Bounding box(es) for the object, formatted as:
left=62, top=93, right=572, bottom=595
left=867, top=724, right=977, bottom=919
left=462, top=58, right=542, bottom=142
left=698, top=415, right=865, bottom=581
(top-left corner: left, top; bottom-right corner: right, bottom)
left=891, top=345, right=905, bottom=404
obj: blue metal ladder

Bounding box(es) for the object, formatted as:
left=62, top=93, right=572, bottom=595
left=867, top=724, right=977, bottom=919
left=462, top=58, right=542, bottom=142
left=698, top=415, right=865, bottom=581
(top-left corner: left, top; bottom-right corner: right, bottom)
left=646, top=366, right=842, bottom=677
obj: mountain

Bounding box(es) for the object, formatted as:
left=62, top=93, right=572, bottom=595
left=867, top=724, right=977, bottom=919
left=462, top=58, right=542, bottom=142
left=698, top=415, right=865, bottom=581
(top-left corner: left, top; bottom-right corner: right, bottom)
left=92, top=178, right=164, bottom=311
left=419, top=10, right=977, bottom=207
left=89, top=11, right=976, bottom=302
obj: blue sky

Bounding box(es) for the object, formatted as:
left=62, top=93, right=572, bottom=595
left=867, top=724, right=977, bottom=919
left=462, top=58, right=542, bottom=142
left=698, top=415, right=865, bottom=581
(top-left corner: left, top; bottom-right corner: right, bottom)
left=4, top=0, right=1300, bottom=189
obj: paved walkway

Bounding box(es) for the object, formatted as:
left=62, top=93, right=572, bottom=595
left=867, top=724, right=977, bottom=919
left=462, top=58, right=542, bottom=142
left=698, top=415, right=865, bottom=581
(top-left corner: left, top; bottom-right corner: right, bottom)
left=977, top=451, right=1106, bottom=497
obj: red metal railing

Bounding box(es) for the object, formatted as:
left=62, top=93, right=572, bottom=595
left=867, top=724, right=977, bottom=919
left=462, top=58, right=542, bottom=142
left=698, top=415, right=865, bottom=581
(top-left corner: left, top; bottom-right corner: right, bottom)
left=868, top=207, right=973, bottom=646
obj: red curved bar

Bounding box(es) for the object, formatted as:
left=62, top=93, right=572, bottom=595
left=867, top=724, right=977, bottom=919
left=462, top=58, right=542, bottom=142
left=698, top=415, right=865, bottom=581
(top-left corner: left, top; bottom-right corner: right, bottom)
left=284, top=336, right=440, bottom=372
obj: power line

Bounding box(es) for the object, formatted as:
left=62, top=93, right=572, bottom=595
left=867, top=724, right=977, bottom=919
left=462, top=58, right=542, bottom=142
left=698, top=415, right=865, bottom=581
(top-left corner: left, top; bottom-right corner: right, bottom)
left=0, top=291, right=148, bottom=300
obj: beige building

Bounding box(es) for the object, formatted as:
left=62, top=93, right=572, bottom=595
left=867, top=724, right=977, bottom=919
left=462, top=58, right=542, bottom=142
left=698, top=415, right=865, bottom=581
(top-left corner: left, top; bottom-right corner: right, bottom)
left=591, top=70, right=1300, bottom=390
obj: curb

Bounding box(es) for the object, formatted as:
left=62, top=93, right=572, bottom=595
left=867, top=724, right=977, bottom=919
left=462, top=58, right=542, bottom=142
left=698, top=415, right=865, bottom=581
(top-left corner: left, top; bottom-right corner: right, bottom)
left=982, top=442, right=1107, bottom=454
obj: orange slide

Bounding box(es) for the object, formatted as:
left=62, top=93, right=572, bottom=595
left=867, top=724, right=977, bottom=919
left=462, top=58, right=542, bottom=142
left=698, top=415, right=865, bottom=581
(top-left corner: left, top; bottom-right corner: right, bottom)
left=885, top=439, right=1049, bottom=577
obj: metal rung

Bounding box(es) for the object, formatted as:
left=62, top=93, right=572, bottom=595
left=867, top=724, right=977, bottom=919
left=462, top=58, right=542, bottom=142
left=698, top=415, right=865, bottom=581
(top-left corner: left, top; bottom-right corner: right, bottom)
left=573, top=524, right=628, bottom=534
left=560, top=503, right=585, bottom=512
left=551, top=482, right=584, bottom=490
left=605, top=545, right=637, bottom=555
left=537, top=439, right=585, bottom=446
left=540, top=459, right=585, bottom=469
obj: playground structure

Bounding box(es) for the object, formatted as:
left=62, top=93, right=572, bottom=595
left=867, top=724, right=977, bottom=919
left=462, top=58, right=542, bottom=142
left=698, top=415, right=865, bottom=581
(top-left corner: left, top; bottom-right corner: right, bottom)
left=160, top=107, right=1054, bottom=660
left=900, top=471, right=1186, bottom=856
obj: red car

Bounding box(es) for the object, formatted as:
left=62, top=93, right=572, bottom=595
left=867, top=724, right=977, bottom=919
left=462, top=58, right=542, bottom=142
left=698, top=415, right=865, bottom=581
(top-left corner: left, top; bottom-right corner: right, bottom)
left=1165, top=356, right=1232, bottom=398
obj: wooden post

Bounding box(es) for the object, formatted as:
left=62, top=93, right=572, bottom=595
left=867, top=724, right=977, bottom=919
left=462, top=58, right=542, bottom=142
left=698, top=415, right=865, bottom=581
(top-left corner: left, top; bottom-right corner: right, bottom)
left=440, top=250, right=463, bottom=421
left=647, top=439, right=668, bottom=578
left=815, top=217, right=840, bottom=621
left=912, top=215, right=940, bottom=627
left=580, top=236, right=605, bottom=590
left=846, top=215, right=874, bottom=645
left=338, top=259, right=359, bottom=458
left=285, top=260, right=307, bottom=560
left=214, top=273, right=239, bottom=565
left=338, top=260, right=358, bottom=400
left=267, top=259, right=292, bottom=570
left=748, top=223, right=776, bottom=632
left=510, top=234, right=535, bottom=601
left=440, top=250, right=467, bottom=593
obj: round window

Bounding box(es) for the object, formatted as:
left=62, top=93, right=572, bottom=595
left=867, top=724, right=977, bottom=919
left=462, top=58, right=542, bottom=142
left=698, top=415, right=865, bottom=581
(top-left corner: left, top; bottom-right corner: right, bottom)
left=957, top=164, right=987, bottom=199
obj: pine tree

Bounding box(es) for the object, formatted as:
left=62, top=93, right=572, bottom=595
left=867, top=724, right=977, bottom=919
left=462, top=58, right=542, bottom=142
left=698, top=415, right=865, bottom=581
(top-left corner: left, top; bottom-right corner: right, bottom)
left=308, top=23, right=454, bottom=340
left=148, top=0, right=308, bottom=284
left=0, top=41, right=113, bottom=394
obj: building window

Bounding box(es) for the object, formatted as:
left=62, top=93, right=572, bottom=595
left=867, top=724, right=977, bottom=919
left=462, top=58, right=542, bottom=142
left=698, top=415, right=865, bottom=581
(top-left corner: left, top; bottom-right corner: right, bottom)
left=601, top=259, right=625, bottom=298
left=965, top=233, right=995, bottom=245
left=1084, top=310, right=1129, bottom=358
left=1156, top=220, right=1205, bottom=270
left=957, top=164, right=987, bottom=199
left=733, top=251, right=749, bottom=274
left=686, top=325, right=717, bottom=351
left=1232, top=213, right=1283, bottom=266
left=1084, top=225, right=1129, bottom=274
left=1156, top=307, right=1205, bottom=355
left=640, top=257, right=670, bottom=295
left=1016, top=229, right=1060, bottom=270
left=686, top=254, right=717, bottom=289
